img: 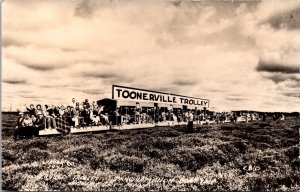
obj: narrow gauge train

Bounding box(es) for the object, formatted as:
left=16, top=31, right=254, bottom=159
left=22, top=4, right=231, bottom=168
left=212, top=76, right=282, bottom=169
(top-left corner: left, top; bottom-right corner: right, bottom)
left=18, top=85, right=210, bottom=136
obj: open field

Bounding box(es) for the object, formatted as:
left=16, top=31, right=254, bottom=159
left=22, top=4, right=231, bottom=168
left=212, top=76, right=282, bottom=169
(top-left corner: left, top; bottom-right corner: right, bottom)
left=2, top=113, right=299, bottom=191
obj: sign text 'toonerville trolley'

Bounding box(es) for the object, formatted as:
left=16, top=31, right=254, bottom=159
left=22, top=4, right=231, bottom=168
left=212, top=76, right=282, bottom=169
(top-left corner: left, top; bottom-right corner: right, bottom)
left=112, top=85, right=209, bottom=108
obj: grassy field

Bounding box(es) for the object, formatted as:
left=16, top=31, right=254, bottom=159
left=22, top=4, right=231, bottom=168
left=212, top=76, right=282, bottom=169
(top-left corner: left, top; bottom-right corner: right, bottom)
left=2, top=113, right=299, bottom=191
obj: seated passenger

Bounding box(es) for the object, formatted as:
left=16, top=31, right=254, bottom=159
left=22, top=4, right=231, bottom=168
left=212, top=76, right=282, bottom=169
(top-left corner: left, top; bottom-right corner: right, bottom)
left=99, top=112, right=109, bottom=125
left=26, top=104, right=35, bottom=117
left=26, top=104, right=37, bottom=123
left=59, top=105, right=66, bottom=117
left=171, top=112, right=177, bottom=122
left=73, top=105, right=84, bottom=128
left=122, top=114, right=130, bottom=124
left=22, top=113, right=34, bottom=127
left=34, top=104, right=43, bottom=116
left=54, top=106, right=60, bottom=117
left=161, top=111, right=166, bottom=121
left=14, top=113, right=36, bottom=139
left=43, top=105, right=57, bottom=129
left=17, top=112, right=25, bottom=127
left=92, top=101, right=98, bottom=114
left=81, top=105, right=92, bottom=126
left=34, top=112, right=46, bottom=130
left=48, top=105, right=57, bottom=118
left=65, top=106, right=75, bottom=126
left=83, top=99, right=90, bottom=109
left=90, top=108, right=100, bottom=126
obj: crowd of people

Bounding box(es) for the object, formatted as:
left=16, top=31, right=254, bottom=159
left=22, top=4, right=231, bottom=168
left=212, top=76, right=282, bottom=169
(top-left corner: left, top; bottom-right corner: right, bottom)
left=15, top=98, right=110, bottom=136
left=15, top=97, right=286, bottom=137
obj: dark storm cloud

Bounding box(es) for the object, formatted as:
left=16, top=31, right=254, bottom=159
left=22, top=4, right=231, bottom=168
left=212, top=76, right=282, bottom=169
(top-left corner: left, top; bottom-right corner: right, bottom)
left=40, top=85, right=69, bottom=88
left=267, top=74, right=300, bottom=84
left=59, top=47, right=79, bottom=52
left=173, top=79, right=198, bottom=86
left=283, top=92, right=300, bottom=98
left=256, top=60, right=299, bottom=74
left=262, top=6, right=300, bottom=30
left=74, top=0, right=94, bottom=18
left=21, top=62, right=65, bottom=71
left=83, top=71, right=133, bottom=83
left=227, top=93, right=243, bottom=97
left=226, top=97, right=246, bottom=101
left=2, top=79, right=27, bottom=84
left=171, top=0, right=181, bottom=7
left=150, top=86, right=179, bottom=94
left=22, top=95, right=41, bottom=99
left=3, top=37, right=25, bottom=48
left=206, top=88, right=227, bottom=93
left=70, top=87, right=104, bottom=95
left=104, top=76, right=134, bottom=84
left=80, top=89, right=104, bottom=95
left=83, top=72, right=117, bottom=79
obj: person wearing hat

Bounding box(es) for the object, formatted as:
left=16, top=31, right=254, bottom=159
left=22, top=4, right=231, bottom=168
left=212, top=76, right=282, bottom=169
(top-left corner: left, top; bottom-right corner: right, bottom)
left=34, top=112, right=46, bottom=130
left=17, top=112, right=25, bottom=127
left=22, top=114, right=34, bottom=127
left=83, top=99, right=90, bottom=109
left=14, top=113, right=34, bottom=139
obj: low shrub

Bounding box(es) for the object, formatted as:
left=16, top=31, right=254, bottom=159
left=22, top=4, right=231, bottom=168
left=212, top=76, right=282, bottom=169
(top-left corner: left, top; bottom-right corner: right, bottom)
left=107, top=154, right=147, bottom=173
left=2, top=173, right=26, bottom=191
left=22, top=148, right=50, bottom=163
left=22, top=140, right=48, bottom=151
left=259, top=122, right=270, bottom=128
left=63, top=145, right=96, bottom=164
left=281, top=138, right=299, bottom=148
left=144, top=149, right=162, bottom=158
left=221, top=125, right=234, bottom=130
left=217, top=143, right=240, bottom=159
left=285, top=146, right=299, bottom=160
left=153, top=138, right=179, bottom=150
left=233, top=141, right=248, bottom=154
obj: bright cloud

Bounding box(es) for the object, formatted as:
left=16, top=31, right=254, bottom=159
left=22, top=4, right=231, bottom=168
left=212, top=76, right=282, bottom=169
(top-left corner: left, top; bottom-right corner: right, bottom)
left=2, top=0, right=300, bottom=112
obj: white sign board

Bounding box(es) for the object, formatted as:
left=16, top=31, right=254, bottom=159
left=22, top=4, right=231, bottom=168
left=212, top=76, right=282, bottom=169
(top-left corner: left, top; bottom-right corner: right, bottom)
left=112, top=85, right=209, bottom=108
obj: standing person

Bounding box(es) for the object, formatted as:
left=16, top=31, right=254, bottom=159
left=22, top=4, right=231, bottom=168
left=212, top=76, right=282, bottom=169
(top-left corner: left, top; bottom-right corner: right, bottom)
left=135, top=108, right=140, bottom=124
left=184, top=111, right=188, bottom=122
left=280, top=113, right=285, bottom=121
left=187, top=110, right=194, bottom=133
left=81, top=105, right=92, bottom=126
left=262, top=113, right=266, bottom=121
left=71, top=98, right=76, bottom=107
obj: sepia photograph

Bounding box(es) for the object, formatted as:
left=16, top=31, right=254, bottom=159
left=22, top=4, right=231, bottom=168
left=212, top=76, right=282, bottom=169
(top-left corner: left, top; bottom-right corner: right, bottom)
left=1, top=0, right=299, bottom=191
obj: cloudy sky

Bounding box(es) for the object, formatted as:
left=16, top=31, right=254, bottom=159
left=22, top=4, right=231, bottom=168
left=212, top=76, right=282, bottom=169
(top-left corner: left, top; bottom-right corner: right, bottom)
left=2, top=0, right=300, bottom=112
